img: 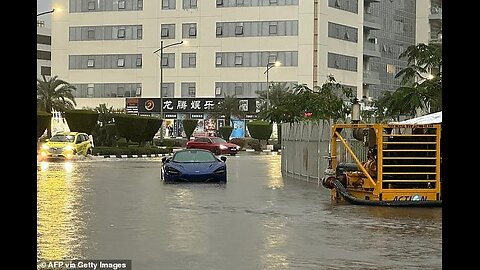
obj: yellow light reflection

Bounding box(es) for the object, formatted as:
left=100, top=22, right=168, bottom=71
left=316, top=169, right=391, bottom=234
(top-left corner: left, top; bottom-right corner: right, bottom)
left=267, top=155, right=284, bottom=189
left=261, top=220, right=289, bottom=269
left=37, top=162, right=85, bottom=261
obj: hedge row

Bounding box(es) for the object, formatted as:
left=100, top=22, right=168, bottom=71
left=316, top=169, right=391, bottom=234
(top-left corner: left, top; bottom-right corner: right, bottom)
left=64, top=110, right=99, bottom=134
left=37, top=111, right=52, bottom=138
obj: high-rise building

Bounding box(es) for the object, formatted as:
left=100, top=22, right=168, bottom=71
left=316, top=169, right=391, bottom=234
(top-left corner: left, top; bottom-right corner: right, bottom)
left=416, top=0, right=442, bottom=44
left=37, top=20, right=52, bottom=78
left=51, top=0, right=419, bottom=110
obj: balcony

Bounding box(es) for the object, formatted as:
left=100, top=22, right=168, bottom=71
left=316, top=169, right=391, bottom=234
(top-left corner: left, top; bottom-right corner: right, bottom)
left=429, top=6, right=442, bottom=21
left=363, top=41, right=381, bottom=58
left=364, top=13, right=382, bottom=30
left=363, top=70, right=381, bottom=85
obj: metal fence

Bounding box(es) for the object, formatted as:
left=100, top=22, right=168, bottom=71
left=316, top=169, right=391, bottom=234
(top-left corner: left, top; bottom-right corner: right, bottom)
left=281, top=121, right=367, bottom=184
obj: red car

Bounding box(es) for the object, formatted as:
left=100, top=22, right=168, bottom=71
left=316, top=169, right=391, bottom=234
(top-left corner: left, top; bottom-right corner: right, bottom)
left=186, top=137, right=240, bottom=156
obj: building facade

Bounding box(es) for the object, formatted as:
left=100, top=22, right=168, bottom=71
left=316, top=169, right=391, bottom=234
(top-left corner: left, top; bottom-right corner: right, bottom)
left=416, top=0, right=442, bottom=45
left=37, top=20, right=52, bottom=78
left=51, top=0, right=420, bottom=118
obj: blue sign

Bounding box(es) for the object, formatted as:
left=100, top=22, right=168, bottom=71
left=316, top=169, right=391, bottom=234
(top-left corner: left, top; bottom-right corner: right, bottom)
left=230, top=120, right=245, bottom=138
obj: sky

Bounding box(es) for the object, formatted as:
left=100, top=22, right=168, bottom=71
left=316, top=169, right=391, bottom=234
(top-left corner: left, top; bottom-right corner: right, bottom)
left=37, top=0, right=52, bottom=27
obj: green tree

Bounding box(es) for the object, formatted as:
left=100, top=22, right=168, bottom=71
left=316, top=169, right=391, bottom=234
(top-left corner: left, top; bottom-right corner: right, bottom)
left=37, top=75, right=77, bottom=137
left=210, top=94, right=244, bottom=127
left=393, top=43, right=442, bottom=116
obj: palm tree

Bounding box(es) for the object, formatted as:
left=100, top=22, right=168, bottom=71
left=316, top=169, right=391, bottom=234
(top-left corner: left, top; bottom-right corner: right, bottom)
left=37, top=75, right=77, bottom=137
left=393, top=43, right=442, bottom=116
left=210, top=94, right=244, bottom=126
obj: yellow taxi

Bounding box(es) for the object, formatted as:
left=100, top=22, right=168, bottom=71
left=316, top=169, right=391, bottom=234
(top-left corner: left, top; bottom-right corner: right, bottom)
left=38, top=132, right=93, bottom=160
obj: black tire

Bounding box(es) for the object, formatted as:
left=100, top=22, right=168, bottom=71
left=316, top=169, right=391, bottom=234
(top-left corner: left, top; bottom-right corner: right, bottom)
left=230, top=153, right=236, bottom=156
left=214, top=147, right=221, bottom=155
left=87, top=148, right=93, bottom=156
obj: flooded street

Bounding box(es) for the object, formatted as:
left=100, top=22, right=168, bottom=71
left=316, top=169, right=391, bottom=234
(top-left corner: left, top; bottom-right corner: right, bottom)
left=37, top=154, right=441, bottom=269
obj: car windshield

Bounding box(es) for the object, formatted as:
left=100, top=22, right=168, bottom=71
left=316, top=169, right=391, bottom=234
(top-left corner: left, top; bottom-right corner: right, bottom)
left=211, top=138, right=227, bottom=143
left=50, top=135, right=75, bottom=142
left=172, top=150, right=217, bottom=163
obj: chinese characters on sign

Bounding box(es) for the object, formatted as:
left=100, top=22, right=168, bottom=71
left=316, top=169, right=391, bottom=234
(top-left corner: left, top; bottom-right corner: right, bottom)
left=134, top=98, right=256, bottom=114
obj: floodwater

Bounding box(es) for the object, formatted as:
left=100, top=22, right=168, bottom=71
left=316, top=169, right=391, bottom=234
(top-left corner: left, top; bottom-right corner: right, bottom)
left=37, top=153, right=442, bottom=270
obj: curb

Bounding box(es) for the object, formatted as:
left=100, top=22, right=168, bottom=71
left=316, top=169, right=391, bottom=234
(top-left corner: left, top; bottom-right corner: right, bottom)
left=100, top=153, right=170, bottom=159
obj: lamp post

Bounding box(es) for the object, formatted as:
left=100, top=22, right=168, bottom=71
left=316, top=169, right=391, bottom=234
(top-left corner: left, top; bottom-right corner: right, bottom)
left=37, top=9, right=55, bottom=17
left=263, top=61, right=281, bottom=110
left=351, top=98, right=361, bottom=124
left=154, top=40, right=183, bottom=139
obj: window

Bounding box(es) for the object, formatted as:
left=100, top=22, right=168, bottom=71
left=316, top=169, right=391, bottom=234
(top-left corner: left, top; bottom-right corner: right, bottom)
left=119, top=0, right=126, bottom=9
left=162, top=57, right=169, bottom=66
left=386, top=64, right=396, bottom=74
left=235, top=55, right=243, bottom=65
left=334, top=0, right=340, bottom=8
left=268, top=55, right=277, bottom=64
left=190, top=0, right=197, bottom=8
left=189, top=24, right=197, bottom=36
left=216, top=56, right=222, bottom=65
left=138, top=0, right=143, bottom=9
left=87, top=85, right=94, bottom=97
left=344, top=31, right=349, bottom=40
left=235, top=85, right=243, bottom=95
left=270, top=0, right=278, bottom=3
left=136, top=87, right=142, bottom=96
left=117, top=58, right=125, bottom=67
left=216, top=0, right=223, bottom=6
left=136, top=57, right=142, bottom=66
left=189, top=86, right=196, bottom=97
left=87, top=59, right=95, bottom=67
left=189, top=56, right=196, bottom=67
left=162, top=0, right=170, bottom=8
left=216, top=26, right=223, bottom=36
left=235, top=25, right=244, bottom=35
left=161, top=27, right=169, bottom=37
left=236, top=0, right=244, bottom=5
left=118, top=28, right=126, bottom=38
left=87, top=29, right=95, bottom=39
left=88, top=1, right=95, bottom=10
left=215, top=86, right=221, bottom=95
left=117, top=87, right=125, bottom=97
left=269, top=24, right=278, bottom=35
left=137, top=28, right=143, bottom=39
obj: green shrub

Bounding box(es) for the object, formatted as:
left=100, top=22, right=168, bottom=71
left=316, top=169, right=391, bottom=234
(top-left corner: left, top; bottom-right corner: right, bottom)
left=154, top=138, right=187, bottom=147
left=247, top=139, right=261, bottom=151
left=37, top=111, right=52, bottom=138
left=114, top=114, right=149, bottom=143
left=155, top=139, right=175, bottom=147
left=219, top=126, right=234, bottom=140
left=247, top=120, right=273, bottom=141
left=64, top=110, right=99, bottom=134
left=273, top=143, right=282, bottom=152
left=182, top=119, right=198, bottom=139
left=228, top=138, right=245, bottom=149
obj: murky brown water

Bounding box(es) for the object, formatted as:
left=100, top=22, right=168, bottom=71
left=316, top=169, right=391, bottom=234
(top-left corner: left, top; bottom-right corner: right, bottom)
left=37, top=154, right=442, bottom=269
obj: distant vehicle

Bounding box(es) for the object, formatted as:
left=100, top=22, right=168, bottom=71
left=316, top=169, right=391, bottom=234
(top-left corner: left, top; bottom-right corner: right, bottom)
left=161, top=149, right=227, bottom=183
left=38, top=132, right=93, bottom=161
left=186, top=136, right=240, bottom=156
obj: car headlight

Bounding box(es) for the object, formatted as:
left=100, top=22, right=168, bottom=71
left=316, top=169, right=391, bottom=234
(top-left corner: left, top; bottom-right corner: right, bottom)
left=166, top=167, right=180, bottom=175
left=41, top=144, right=49, bottom=150
left=63, top=145, right=74, bottom=151
left=219, top=145, right=228, bottom=150
left=236, top=145, right=240, bottom=150
left=214, top=166, right=226, bottom=174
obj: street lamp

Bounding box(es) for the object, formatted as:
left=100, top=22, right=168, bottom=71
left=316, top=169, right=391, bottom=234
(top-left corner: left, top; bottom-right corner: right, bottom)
left=37, top=9, right=55, bottom=17
left=351, top=98, right=361, bottom=123
left=263, top=61, right=281, bottom=110
left=154, top=40, right=183, bottom=139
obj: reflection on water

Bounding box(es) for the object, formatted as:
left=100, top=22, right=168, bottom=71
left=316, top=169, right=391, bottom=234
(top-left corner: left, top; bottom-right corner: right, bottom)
left=266, top=155, right=284, bottom=189
left=37, top=161, right=89, bottom=261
